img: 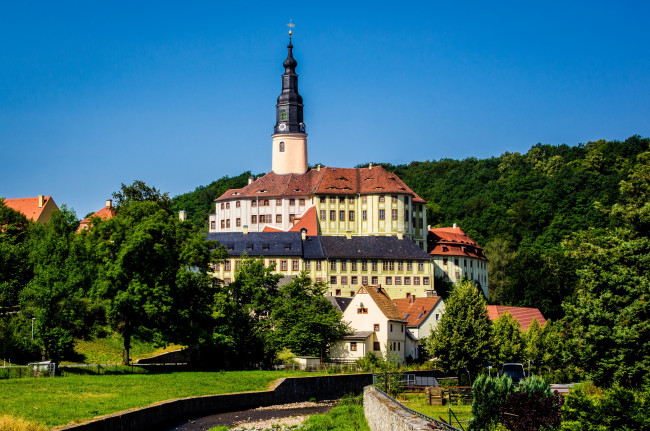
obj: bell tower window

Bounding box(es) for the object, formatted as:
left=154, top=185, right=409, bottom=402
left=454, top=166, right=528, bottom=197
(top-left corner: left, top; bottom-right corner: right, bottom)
left=281, top=109, right=287, bottom=121
left=279, top=141, right=285, bottom=152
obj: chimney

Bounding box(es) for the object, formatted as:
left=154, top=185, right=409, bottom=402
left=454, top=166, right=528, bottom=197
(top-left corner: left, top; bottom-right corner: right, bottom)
left=397, top=232, right=403, bottom=240
left=106, top=199, right=113, bottom=208
left=243, top=225, right=249, bottom=235
left=248, top=176, right=254, bottom=185
left=427, top=224, right=431, bottom=231
left=453, top=223, right=458, bottom=229
left=300, top=227, right=307, bottom=241
left=345, top=231, right=352, bottom=239
left=317, top=164, right=321, bottom=171
left=369, top=163, right=373, bottom=170
left=178, top=210, right=187, bottom=221
left=38, top=195, right=44, bottom=208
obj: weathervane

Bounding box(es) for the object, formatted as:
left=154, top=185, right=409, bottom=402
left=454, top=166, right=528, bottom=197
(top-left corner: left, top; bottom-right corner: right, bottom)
left=287, top=19, right=295, bottom=41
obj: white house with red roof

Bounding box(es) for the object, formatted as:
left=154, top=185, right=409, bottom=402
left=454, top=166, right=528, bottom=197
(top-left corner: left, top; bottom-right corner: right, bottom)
left=3, top=195, right=59, bottom=224
left=428, top=224, right=489, bottom=297
left=393, top=296, right=446, bottom=360
left=77, top=199, right=116, bottom=232
left=330, top=286, right=409, bottom=363
left=486, top=305, right=546, bottom=331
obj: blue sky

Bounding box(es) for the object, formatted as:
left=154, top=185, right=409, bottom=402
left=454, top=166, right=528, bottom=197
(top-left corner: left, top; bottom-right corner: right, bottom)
left=1, top=1, right=649, bottom=218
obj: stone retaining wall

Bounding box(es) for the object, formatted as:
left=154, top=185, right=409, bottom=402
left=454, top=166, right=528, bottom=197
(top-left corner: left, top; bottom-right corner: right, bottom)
left=56, top=373, right=373, bottom=431
left=364, top=385, right=452, bottom=431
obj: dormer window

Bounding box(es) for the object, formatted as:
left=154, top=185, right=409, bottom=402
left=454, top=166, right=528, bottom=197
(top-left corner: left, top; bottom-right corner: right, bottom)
left=284, top=243, right=291, bottom=250
left=262, top=243, right=270, bottom=251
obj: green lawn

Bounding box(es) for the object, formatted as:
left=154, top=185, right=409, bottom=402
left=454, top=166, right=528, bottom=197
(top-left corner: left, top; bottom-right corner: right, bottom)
left=0, top=370, right=320, bottom=427
left=398, top=393, right=472, bottom=428
left=66, top=333, right=184, bottom=365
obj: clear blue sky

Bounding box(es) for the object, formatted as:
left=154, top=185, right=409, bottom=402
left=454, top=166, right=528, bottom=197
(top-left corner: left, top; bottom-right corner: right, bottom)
left=1, top=1, right=649, bottom=218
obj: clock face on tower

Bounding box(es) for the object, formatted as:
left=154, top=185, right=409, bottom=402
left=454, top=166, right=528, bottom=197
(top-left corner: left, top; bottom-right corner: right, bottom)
left=279, top=123, right=287, bottom=132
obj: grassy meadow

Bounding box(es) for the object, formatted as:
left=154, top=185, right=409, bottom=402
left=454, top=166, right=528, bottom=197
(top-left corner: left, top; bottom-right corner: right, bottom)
left=398, top=392, right=472, bottom=427
left=0, top=370, right=320, bottom=428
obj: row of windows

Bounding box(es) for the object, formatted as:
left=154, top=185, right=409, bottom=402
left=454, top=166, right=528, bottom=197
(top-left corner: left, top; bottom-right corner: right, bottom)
left=220, top=199, right=308, bottom=210
left=441, top=257, right=487, bottom=269
left=349, top=341, right=384, bottom=352
left=330, top=260, right=426, bottom=272
left=330, top=275, right=429, bottom=286
left=318, top=195, right=424, bottom=212
left=213, top=259, right=428, bottom=275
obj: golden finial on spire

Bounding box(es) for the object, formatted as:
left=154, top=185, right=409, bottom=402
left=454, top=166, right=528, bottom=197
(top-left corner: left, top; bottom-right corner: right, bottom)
left=287, top=19, right=295, bottom=37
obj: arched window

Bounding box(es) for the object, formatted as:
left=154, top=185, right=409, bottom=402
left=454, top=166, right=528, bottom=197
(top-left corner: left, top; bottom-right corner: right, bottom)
left=279, top=141, right=285, bottom=152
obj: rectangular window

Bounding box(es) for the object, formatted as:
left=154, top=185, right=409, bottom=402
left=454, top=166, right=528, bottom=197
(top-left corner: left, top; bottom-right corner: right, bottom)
left=339, top=197, right=345, bottom=204
left=351, top=276, right=358, bottom=284
left=371, top=276, right=378, bottom=285
left=404, top=277, right=411, bottom=285
left=349, top=197, right=355, bottom=203
left=362, top=261, right=368, bottom=271
left=362, top=276, right=368, bottom=285
left=443, top=257, right=448, bottom=265
left=350, top=291, right=355, bottom=297
left=405, top=209, right=409, bottom=220
left=379, top=196, right=385, bottom=202
left=304, top=260, right=311, bottom=270
left=362, top=210, right=367, bottom=220
left=420, top=218, right=424, bottom=228
left=320, top=210, right=326, bottom=220
left=392, top=195, right=398, bottom=203
left=289, top=214, right=295, bottom=223
left=330, top=210, right=336, bottom=221
left=299, top=198, right=305, bottom=205
left=385, top=276, right=392, bottom=285
left=316, top=261, right=322, bottom=271
left=236, top=218, right=241, bottom=227
left=330, top=197, right=336, bottom=203
left=407, top=262, right=413, bottom=271
left=224, top=278, right=231, bottom=284
left=418, top=262, right=424, bottom=271
left=390, top=324, right=393, bottom=332
left=455, top=271, right=460, bottom=280
left=211, top=221, right=216, bottom=229
left=398, top=261, right=404, bottom=271
left=221, top=220, right=225, bottom=228
left=220, top=203, right=224, bottom=210
left=335, top=288, right=341, bottom=295
left=224, top=260, right=231, bottom=271
left=226, top=203, right=230, bottom=209
left=358, top=307, right=368, bottom=314
left=330, top=261, right=337, bottom=271
left=341, top=276, right=348, bottom=284
left=455, top=258, right=459, bottom=266
left=281, top=109, right=287, bottom=120
left=350, top=342, right=357, bottom=351
left=289, top=199, right=295, bottom=206
left=395, top=277, right=402, bottom=285
left=371, top=260, right=378, bottom=271
left=213, top=263, right=220, bottom=271
left=374, top=324, right=380, bottom=332
left=226, top=219, right=231, bottom=228
left=281, top=260, right=288, bottom=271
left=423, top=277, right=430, bottom=285
left=276, top=214, right=282, bottom=223
left=382, top=261, right=389, bottom=271
left=339, top=210, right=345, bottom=221
left=362, top=196, right=367, bottom=203
left=464, top=259, right=467, bottom=266
left=389, top=261, right=395, bottom=271
left=373, top=342, right=380, bottom=351
left=349, top=211, right=355, bottom=221
left=320, top=197, right=326, bottom=204
left=351, top=261, right=357, bottom=271
left=392, top=209, right=398, bottom=220
left=276, top=199, right=282, bottom=206
left=252, top=200, right=257, bottom=207
left=331, top=276, right=337, bottom=285
left=341, top=260, right=347, bottom=271
left=379, top=209, right=385, bottom=220
left=414, top=277, right=420, bottom=285
left=263, top=200, right=269, bottom=206
left=292, top=260, right=299, bottom=271
left=235, top=260, right=242, bottom=270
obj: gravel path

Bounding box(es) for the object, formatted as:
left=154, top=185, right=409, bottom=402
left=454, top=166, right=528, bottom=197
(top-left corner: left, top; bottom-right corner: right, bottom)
left=165, top=400, right=336, bottom=431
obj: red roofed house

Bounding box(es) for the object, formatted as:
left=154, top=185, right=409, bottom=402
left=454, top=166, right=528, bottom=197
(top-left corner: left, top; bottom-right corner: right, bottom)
left=4, top=195, right=59, bottom=224
left=330, top=286, right=410, bottom=363
left=77, top=199, right=115, bottom=232
left=486, top=305, right=546, bottom=331
left=393, top=296, right=446, bottom=359
left=428, top=224, right=489, bottom=298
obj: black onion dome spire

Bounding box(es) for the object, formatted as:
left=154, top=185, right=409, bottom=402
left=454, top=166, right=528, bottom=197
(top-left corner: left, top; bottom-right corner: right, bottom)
left=275, top=37, right=305, bottom=134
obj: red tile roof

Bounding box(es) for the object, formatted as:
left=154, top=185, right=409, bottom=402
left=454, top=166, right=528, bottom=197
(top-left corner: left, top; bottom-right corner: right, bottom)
left=77, top=205, right=115, bottom=232
left=4, top=196, right=56, bottom=222
left=486, top=305, right=546, bottom=331
left=393, top=297, right=443, bottom=327
left=289, top=206, right=319, bottom=235
left=357, top=285, right=407, bottom=322
left=428, top=225, right=487, bottom=260
left=216, top=166, right=425, bottom=203
left=262, top=226, right=283, bottom=232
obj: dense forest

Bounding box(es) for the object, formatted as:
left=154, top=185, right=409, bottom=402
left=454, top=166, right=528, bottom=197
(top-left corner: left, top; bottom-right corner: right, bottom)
left=172, top=136, right=649, bottom=320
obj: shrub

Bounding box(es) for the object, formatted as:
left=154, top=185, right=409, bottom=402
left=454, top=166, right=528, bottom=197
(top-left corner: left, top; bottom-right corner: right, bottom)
left=275, top=347, right=297, bottom=367
left=470, top=375, right=515, bottom=430
left=518, top=375, right=552, bottom=398
left=500, top=391, right=563, bottom=431
left=356, top=352, right=381, bottom=372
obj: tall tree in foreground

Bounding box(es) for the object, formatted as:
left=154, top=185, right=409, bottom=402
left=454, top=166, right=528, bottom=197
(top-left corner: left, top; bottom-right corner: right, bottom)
left=0, top=199, right=32, bottom=307
left=426, top=280, right=491, bottom=384
left=91, top=182, right=216, bottom=365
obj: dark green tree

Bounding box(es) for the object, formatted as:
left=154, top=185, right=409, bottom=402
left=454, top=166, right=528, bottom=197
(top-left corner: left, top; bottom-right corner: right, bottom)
left=425, top=280, right=492, bottom=383
left=0, top=199, right=32, bottom=307
left=491, top=312, right=523, bottom=366
left=267, top=273, right=349, bottom=358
